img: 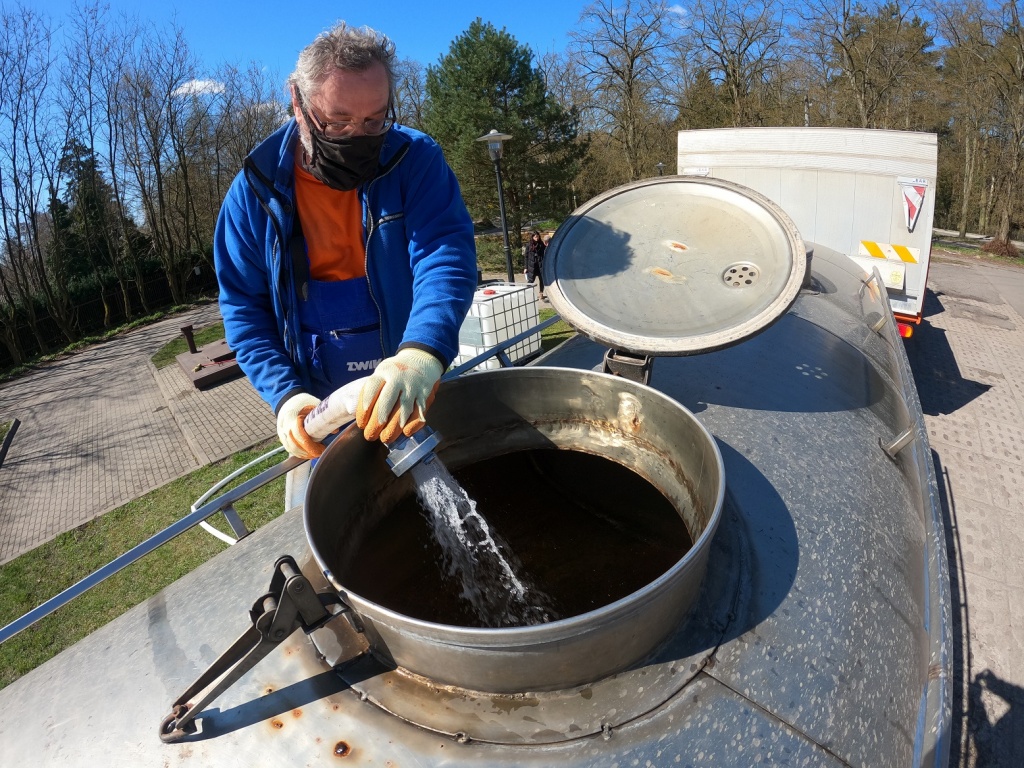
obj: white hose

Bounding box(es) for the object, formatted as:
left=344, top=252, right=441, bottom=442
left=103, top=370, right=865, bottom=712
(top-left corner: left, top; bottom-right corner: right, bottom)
left=192, top=446, right=285, bottom=545
left=198, top=521, right=238, bottom=546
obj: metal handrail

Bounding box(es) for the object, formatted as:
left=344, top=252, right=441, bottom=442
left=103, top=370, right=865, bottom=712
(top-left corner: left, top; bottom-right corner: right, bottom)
left=0, top=312, right=564, bottom=646
left=0, top=454, right=305, bottom=645
left=446, top=313, right=564, bottom=378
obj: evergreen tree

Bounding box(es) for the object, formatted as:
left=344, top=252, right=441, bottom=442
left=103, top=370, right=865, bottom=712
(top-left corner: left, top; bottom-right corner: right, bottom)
left=423, top=19, right=585, bottom=249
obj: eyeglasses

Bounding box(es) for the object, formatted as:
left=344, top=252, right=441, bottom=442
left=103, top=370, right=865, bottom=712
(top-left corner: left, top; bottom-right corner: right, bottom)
left=299, top=98, right=394, bottom=139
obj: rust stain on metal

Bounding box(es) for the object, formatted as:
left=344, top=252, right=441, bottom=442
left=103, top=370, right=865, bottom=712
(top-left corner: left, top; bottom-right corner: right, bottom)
left=270, top=718, right=284, bottom=729
left=334, top=740, right=351, bottom=757
left=645, top=266, right=687, bottom=284
left=668, top=241, right=688, bottom=252
left=292, top=708, right=303, bottom=718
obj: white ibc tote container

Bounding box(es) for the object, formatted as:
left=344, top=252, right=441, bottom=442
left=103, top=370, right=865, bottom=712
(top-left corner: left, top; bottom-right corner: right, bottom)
left=454, top=283, right=542, bottom=370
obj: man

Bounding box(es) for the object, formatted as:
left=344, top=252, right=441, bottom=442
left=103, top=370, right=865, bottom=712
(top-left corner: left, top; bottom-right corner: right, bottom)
left=214, top=23, right=476, bottom=459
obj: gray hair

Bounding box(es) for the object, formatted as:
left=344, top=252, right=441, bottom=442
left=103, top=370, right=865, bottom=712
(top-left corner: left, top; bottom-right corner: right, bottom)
left=287, top=22, right=396, bottom=104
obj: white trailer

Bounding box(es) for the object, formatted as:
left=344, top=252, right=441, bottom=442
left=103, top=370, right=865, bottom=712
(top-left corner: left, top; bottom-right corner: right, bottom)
left=676, top=127, right=938, bottom=334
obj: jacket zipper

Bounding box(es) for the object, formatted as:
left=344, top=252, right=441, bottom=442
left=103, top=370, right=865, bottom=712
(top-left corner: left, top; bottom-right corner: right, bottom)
left=363, top=144, right=410, bottom=358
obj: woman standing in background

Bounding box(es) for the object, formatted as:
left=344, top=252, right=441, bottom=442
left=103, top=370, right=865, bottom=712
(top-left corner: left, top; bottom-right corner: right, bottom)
left=524, top=230, right=547, bottom=300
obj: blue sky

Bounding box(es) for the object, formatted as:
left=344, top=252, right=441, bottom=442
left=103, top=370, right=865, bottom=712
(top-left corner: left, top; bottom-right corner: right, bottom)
left=41, top=0, right=586, bottom=88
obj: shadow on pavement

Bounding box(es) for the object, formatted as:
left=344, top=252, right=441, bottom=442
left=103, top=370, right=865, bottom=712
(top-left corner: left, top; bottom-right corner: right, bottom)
left=934, top=447, right=1024, bottom=767
left=969, top=670, right=1024, bottom=767
left=935, top=448, right=971, bottom=766
left=905, top=290, right=990, bottom=416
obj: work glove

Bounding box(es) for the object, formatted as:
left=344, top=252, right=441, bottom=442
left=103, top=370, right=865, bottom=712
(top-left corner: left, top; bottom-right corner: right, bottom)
left=276, top=392, right=324, bottom=459
left=356, top=348, right=443, bottom=443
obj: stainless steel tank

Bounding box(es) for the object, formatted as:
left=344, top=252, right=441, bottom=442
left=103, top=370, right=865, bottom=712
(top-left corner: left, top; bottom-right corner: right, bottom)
left=0, top=176, right=950, bottom=767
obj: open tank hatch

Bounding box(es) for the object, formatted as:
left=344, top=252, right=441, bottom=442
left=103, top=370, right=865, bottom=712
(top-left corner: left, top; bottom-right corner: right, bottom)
left=304, top=367, right=725, bottom=693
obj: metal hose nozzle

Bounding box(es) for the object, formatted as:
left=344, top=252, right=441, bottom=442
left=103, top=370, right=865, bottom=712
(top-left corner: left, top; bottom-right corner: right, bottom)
left=385, top=426, right=442, bottom=476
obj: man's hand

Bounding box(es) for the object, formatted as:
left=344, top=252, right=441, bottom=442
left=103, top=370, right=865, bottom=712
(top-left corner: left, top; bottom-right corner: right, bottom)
left=356, top=349, right=443, bottom=443
left=276, top=392, right=325, bottom=459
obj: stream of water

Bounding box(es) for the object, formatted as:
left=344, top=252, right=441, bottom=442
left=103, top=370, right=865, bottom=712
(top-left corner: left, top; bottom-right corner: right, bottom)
left=408, top=456, right=553, bottom=627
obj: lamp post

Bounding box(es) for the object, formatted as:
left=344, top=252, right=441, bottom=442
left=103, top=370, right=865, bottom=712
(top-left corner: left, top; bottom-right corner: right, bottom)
left=656, top=161, right=665, bottom=176
left=476, top=129, right=515, bottom=283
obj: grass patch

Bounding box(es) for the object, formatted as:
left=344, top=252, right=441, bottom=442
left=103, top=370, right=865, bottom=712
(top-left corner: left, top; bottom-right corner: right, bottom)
left=150, top=321, right=227, bottom=369
left=539, top=308, right=576, bottom=351
left=476, top=234, right=523, bottom=273
left=0, top=440, right=286, bottom=691
left=932, top=239, right=1024, bottom=267
left=0, top=420, right=9, bottom=444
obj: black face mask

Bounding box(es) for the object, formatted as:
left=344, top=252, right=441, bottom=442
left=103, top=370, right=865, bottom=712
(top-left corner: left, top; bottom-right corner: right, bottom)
left=299, top=105, right=387, bottom=191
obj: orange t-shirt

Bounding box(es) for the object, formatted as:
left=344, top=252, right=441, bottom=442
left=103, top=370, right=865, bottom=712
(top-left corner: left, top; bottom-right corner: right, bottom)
left=293, top=158, right=366, bottom=281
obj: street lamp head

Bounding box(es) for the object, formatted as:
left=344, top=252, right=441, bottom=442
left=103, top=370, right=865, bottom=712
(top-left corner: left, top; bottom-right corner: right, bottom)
left=476, top=129, right=513, bottom=162
left=656, top=162, right=665, bottom=176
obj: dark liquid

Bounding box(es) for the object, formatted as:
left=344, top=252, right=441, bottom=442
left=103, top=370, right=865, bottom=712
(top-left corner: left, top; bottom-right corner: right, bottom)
left=334, top=448, right=693, bottom=627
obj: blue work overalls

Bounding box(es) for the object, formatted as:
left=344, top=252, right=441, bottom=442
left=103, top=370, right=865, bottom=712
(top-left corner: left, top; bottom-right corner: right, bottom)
left=290, top=218, right=383, bottom=400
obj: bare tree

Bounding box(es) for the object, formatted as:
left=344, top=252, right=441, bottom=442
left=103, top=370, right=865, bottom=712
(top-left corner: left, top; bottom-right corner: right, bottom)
left=984, top=1, right=1024, bottom=248
left=796, top=0, right=937, bottom=129
left=394, top=58, right=427, bottom=130
left=683, top=0, right=788, bottom=126
left=212, top=61, right=286, bottom=200
left=116, top=22, right=200, bottom=305
left=569, top=0, right=679, bottom=182
left=61, top=1, right=139, bottom=327
left=0, top=4, right=77, bottom=350
left=932, top=0, right=996, bottom=237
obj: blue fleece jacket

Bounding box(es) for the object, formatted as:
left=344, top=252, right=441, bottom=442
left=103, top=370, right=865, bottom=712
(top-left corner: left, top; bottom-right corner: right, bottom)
left=213, top=120, right=477, bottom=413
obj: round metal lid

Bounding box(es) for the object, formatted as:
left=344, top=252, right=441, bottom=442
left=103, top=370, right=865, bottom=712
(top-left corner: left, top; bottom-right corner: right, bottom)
left=542, top=177, right=806, bottom=355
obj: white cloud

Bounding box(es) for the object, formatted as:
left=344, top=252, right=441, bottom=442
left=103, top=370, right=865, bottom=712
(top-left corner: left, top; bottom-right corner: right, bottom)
left=173, top=79, right=226, bottom=97
left=669, top=4, right=688, bottom=16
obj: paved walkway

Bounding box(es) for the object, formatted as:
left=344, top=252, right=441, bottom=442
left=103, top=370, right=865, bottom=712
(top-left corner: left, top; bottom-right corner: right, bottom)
left=0, top=302, right=275, bottom=564
left=907, top=253, right=1024, bottom=767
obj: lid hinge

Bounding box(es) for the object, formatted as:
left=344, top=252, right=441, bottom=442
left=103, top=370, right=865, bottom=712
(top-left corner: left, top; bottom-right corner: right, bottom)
left=603, top=348, right=653, bottom=386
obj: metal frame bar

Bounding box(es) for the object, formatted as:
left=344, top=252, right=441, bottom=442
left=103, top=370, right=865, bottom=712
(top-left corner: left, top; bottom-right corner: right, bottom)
left=0, top=417, right=20, bottom=469
left=445, top=313, right=563, bottom=379
left=0, top=454, right=305, bottom=644
left=0, top=314, right=565, bottom=646
left=194, top=447, right=286, bottom=545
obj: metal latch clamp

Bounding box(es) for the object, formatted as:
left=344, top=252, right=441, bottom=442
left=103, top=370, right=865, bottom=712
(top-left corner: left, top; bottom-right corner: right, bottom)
left=603, top=348, right=654, bottom=386
left=158, top=555, right=350, bottom=743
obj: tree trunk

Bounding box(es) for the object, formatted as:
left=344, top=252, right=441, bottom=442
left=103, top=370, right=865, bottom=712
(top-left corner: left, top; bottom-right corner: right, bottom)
left=996, top=175, right=1015, bottom=243
left=0, top=325, right=24, bottom=366
left=0, top=289, right=25, bottom=366
left=958, top=133, right=975, bottom=238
